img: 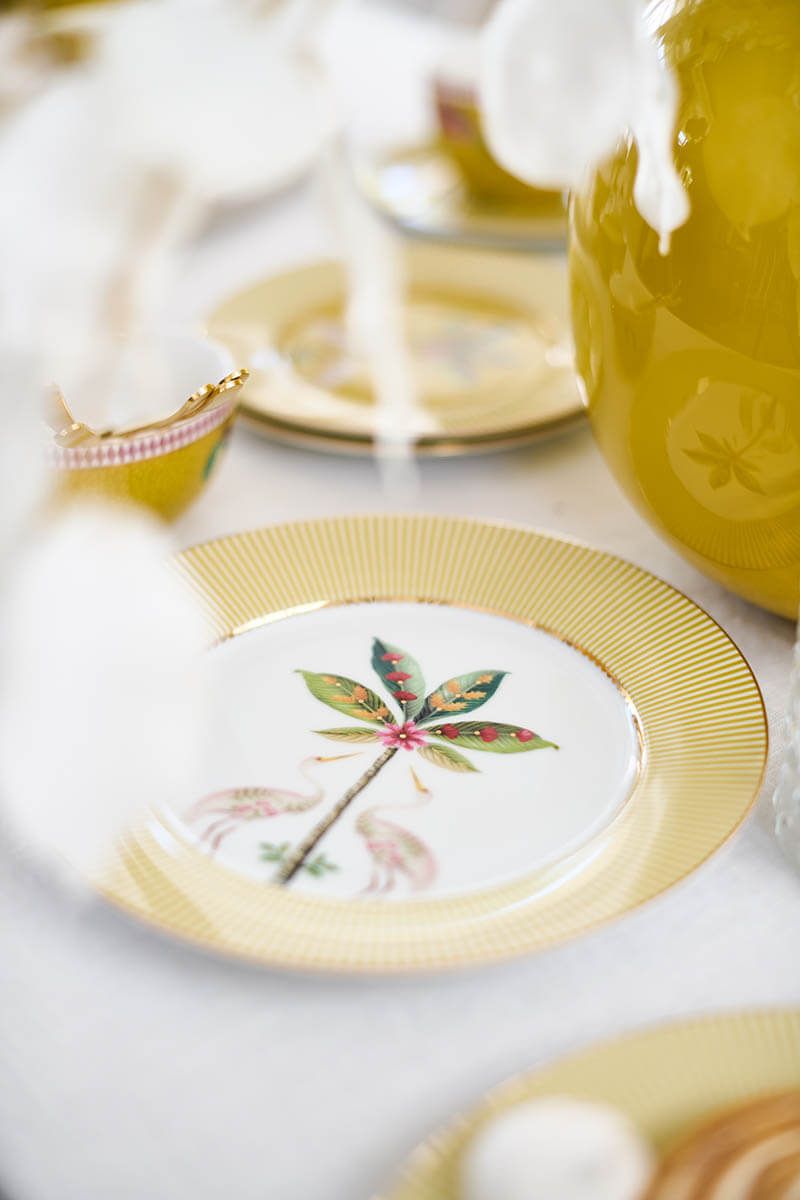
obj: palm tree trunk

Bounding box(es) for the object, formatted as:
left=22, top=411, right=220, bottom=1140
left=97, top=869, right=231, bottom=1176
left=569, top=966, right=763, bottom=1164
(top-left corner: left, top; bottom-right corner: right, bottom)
left=275, top=746, right=397, bottom=885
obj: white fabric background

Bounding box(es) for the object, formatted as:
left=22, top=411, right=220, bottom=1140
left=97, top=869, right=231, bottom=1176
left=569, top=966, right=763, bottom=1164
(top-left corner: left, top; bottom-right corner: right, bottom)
left=2, top=9, right=800, bottom=1196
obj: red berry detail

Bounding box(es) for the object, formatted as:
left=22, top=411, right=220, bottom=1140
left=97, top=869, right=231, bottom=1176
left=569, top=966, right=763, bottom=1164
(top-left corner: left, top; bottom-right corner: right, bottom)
left=381, top=652, right=404, bottom=662
left=517, top=729, right=535, bottom=743
left=479, top=726, right=498, bottom=743
left=441, top=724, right=460, bottom=739
left=394, top=690, right=418, bottom=701
left=386, top=671, right=412, bottom=682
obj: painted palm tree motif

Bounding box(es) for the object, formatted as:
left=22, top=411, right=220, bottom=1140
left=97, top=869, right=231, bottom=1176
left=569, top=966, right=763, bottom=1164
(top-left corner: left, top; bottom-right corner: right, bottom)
left=271, top=636, right=558, bottom=886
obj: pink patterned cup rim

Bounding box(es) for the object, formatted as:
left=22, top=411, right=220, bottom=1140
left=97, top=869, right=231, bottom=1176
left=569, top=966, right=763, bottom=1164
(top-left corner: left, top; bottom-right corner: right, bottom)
left=48, top=395, right=236, bottom=472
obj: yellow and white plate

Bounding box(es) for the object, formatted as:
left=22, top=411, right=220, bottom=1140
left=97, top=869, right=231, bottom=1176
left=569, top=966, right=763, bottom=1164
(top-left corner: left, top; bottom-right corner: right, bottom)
left=208, top=244, right=583, bottom=456
left=379, top=1009, right=800, bottom=1198
left=358, top=143, right=567, bottom=251
left=98, top=515, right=766, bottom=972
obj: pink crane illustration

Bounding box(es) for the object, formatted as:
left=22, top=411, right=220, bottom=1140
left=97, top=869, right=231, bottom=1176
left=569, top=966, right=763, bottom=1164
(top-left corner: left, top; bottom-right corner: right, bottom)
left=356, top=766, right=437, bottom=895
left=187, top=753, right=358, bottom=854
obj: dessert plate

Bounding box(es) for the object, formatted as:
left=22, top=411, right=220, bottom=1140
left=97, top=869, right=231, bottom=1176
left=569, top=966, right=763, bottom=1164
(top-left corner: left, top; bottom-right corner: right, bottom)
left=98, top=515, right=766, bottom=971
left=207, top=244, right=583, bottom=456
left=378, top=1009, right=800, bottom=1198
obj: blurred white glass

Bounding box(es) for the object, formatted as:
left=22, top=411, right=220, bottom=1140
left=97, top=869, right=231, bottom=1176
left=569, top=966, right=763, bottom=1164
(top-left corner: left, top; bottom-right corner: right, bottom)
left=774, top=633, right=800, bottom=871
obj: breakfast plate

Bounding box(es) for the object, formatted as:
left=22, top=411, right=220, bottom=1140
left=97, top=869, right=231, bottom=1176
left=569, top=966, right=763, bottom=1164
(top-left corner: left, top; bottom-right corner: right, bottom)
left=378, top=1009, right=800, bottom=1198
left=207, top=244, right=583, bottom=456
left=98, top=514, right=766, bottom=971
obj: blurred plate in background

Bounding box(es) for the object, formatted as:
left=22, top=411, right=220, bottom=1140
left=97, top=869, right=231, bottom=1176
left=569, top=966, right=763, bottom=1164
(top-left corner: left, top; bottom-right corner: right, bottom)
left=359, top=142, right=567, bottom=251
left=208, top=243, right=583, bottom=456
left=378, top=1009, right=800, bottom=1198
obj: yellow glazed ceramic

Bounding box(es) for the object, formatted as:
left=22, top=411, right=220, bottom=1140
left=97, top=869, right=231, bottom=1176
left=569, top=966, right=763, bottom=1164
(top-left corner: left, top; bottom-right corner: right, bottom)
left=49, top=370, right=247, bottom=521
left=570, top=0, right=800, bottom=618
left=433, top=77, right=566, bottom=213
left=379, top=1009, right=800, bottom=1198
left=94, top=515, right=765, bottom=972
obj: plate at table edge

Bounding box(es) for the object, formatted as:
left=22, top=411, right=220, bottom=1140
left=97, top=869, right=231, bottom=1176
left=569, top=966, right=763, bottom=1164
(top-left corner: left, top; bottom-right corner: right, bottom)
left=94, top=514, right=767, bottom=973
left=377, top=1008, right=800, bottom=1199
left=206, top=249, right=584, bottom=457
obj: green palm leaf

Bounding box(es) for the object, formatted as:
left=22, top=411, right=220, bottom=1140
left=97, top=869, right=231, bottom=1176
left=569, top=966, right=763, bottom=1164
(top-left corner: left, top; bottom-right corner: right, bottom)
left=417, top=743, right=478, bottom=773
left=371, top=638, right=426, bottom=720
left=315, top=727, right=380, bottom=743
left=429, top=721, right=557, bottom=753
left=416, top=670, right=507, bottom=724
left=296, top=671, right=392, bottom=724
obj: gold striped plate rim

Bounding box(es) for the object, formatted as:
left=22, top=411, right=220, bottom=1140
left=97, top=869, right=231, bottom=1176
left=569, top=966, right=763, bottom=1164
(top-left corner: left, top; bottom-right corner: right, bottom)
left=96, top=515, right=767, bottom=972
left=378, top=1007, right=800, bottom=1199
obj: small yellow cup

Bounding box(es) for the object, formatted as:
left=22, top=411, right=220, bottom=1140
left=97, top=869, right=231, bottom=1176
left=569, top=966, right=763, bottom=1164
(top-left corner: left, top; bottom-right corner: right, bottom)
left=433, top=77, right=565, bottom=215
left=48, top=350, right=247, bottom=521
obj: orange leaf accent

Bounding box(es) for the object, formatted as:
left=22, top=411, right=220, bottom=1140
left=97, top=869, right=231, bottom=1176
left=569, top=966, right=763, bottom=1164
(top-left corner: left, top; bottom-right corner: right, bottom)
left=477, top=673, right=494, bottom=684
left=353, top=685, right=368, bottom=701
left=445, top=679, right=461, bottom=693
left=463, top=691, right=485, bottom=701
left=430, top=692, right=446, bottom=710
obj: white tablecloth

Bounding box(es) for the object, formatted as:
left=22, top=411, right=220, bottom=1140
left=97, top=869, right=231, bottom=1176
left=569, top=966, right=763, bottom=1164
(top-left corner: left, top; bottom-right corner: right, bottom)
left=3, top=29, right=800, bottom=1197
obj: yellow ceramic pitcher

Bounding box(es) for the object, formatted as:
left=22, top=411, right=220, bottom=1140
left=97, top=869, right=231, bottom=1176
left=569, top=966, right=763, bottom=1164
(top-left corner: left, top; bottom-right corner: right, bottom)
left=570, top=0, right=800, bottom=617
